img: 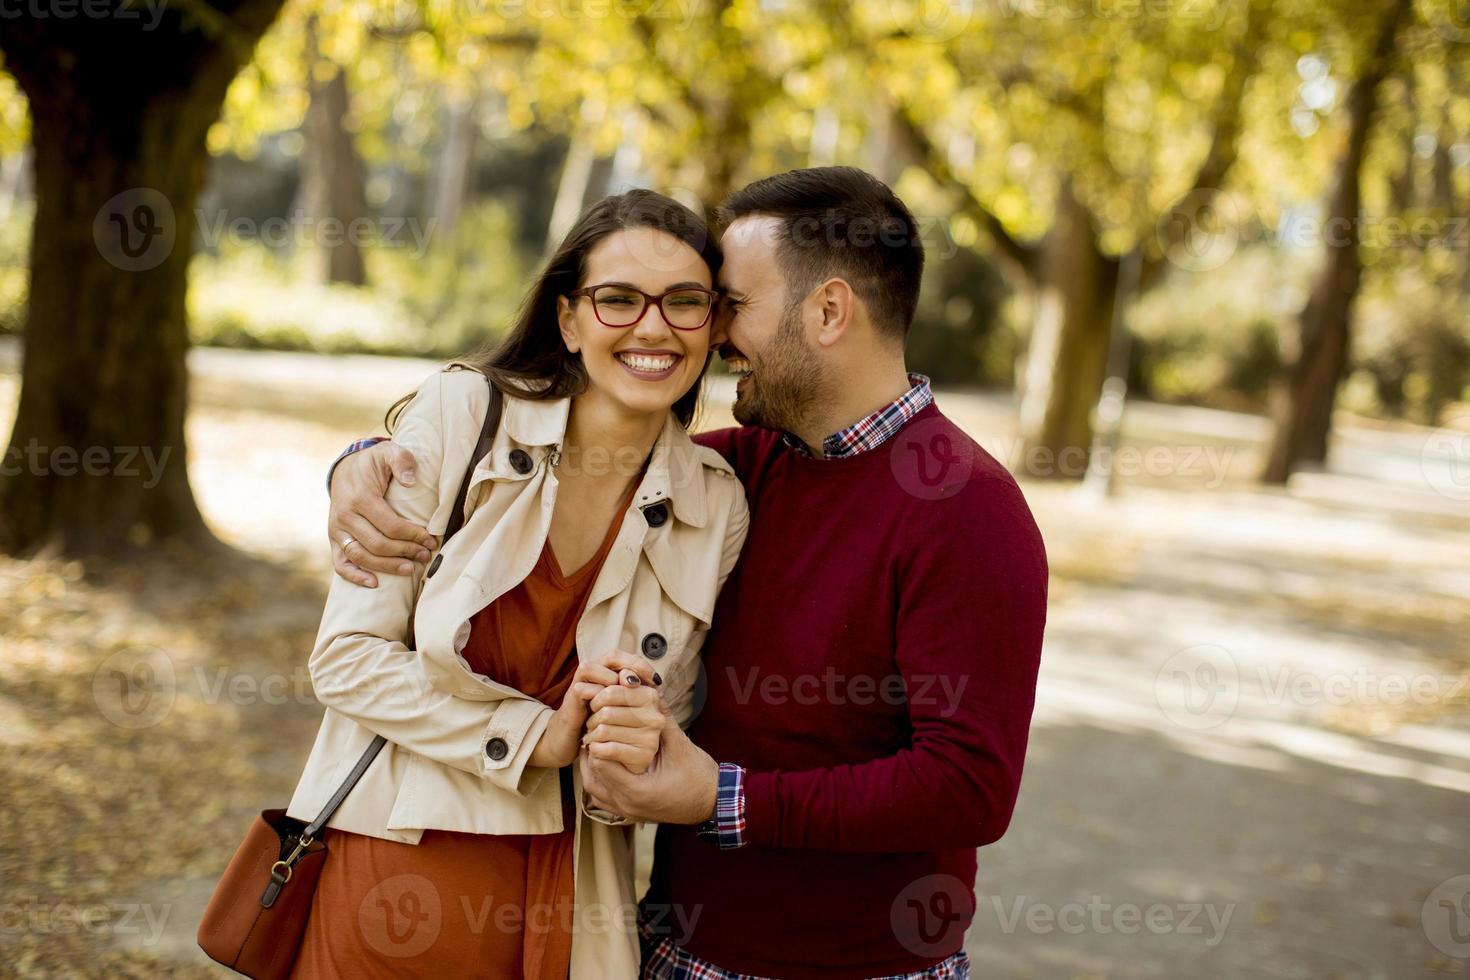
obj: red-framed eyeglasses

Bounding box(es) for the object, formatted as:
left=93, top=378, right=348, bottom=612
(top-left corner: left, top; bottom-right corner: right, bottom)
left=569, top=283, right=719, bottom=331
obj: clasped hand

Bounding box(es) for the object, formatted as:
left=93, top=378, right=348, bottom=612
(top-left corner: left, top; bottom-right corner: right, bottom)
left=529, top=650, right=668, bottom=773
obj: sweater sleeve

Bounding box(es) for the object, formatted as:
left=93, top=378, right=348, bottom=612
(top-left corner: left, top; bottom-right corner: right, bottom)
left=738, top=477, right=1048, bottom=852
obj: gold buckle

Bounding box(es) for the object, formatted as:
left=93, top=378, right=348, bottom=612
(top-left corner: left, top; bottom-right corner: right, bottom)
left=278, top=833, right=314, bottom=875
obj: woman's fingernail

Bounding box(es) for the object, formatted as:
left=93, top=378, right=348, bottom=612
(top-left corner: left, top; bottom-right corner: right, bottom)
left=652, top=672, right=663, bottom=686
left=625, top=674, right=642, bottom=687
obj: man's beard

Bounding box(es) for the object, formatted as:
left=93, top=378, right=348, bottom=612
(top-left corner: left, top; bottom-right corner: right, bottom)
left=731, top=300, right=832, bottom=439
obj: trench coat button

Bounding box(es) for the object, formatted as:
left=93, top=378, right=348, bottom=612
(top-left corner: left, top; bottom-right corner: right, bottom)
left=641, top=632, right=668, bottom=660
left=425, top=554, right=443, bottom=578
left=509, top=448, right=533, bottom=475
left=485, top=737, right=509, bottom=761
left=644, top=503, right=669, bottom=528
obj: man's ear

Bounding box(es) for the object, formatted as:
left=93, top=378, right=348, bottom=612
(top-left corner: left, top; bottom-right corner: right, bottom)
left=557, top=295, right=581, bottom=353
left=813, top=278, right=855, bottom=348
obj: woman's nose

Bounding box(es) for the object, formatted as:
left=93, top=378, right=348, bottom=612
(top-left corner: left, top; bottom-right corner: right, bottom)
left=631, top=306, right=674, bottom=341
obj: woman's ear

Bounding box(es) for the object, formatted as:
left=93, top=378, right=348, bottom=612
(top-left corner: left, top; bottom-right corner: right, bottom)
left=557, top=295, right=581, bottom=353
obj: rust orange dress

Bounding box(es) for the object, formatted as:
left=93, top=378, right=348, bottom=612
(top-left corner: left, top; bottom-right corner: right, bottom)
left=289, top=487, right=634, bottom=980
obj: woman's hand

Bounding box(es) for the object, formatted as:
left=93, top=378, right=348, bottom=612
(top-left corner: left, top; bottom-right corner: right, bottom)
left=528, top=650, right=657, bottom=769
left=581, top=681, right=670, bottom=775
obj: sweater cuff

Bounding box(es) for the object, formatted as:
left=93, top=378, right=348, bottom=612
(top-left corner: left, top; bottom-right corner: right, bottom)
left=696, top=763, right=747, bottom=849
left=327, top=437, right=389, bottom=492
left=740, top=768, right=778, bottom=848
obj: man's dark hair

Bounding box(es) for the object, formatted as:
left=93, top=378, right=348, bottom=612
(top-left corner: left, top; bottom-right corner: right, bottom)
left=717, top=166, right=924, bottom=341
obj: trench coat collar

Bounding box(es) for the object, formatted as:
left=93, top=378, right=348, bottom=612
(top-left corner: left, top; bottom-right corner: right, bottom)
left=496, top=392, right=709, bottom=529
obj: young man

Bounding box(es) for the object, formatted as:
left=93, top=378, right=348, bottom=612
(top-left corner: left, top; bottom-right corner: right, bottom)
left=326, top=167, right=1048, bottom=979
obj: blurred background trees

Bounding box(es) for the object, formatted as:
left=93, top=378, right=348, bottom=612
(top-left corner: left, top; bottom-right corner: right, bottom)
left=0, top=0, right=1466, bottom=554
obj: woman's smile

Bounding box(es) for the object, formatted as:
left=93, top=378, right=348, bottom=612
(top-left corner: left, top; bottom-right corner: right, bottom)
left=614, top=347, right=685, bottom=381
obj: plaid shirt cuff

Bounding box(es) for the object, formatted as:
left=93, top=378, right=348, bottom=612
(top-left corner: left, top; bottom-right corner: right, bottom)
left=326, top=437, right=389, bottom=492
left=696, top=763, right=747, bottom=849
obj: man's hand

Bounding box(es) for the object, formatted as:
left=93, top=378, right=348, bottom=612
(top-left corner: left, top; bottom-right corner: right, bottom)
left=582, top=680, right=670, bottom=775
left=581, top=716, right=719, bottom=824
left=530, top=651, right=658, bottom=769
left=329, top=441, right=437, bottom=587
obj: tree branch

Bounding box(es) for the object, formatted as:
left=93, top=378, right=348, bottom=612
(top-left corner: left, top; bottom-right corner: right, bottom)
left=888, top=104, right=1040, bottom=282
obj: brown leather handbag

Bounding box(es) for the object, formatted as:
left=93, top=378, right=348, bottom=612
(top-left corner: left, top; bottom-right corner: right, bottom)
left=196, top=374, right=503, bottom=978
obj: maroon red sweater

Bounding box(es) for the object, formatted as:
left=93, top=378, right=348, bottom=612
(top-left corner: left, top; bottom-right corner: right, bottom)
left=644, top=404, right=1049, bottom=978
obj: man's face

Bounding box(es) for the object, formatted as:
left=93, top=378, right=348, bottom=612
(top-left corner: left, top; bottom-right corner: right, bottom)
left=715, top=215, right=831, bottom=435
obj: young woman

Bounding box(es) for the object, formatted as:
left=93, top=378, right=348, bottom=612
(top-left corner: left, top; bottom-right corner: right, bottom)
left=282, top=191, right=749, bottom=979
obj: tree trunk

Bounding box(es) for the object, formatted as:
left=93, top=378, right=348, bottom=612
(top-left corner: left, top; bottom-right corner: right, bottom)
left=1388, top=77, right=1416, bottom=212
left=0, top=3, right=286, bottom=556
left=1262, top=0, right=1411, bottom=483
left=301, top=25, right=370, bottom=286
left=691, top=101, right=748, bottom=225
left=1431, top=134, right=1454, bottom=213
left=1017, top=177, right=1119, bottom=480
left=546, top=135, right=614, bottom=249
left=429, top=93, right=479, bottom=246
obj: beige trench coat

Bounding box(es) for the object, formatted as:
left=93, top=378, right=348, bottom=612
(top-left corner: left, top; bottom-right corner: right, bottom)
left=284, top=366, right=749, bottom=977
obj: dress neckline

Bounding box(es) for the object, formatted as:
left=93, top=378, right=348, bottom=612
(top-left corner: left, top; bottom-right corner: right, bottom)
left=543, top=481, right=638, bottom=587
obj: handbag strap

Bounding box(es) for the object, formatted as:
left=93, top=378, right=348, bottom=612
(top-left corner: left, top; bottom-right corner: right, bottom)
left=444, top=375, right=504, bottom=543
left=302, top=371, right=504, bottom=842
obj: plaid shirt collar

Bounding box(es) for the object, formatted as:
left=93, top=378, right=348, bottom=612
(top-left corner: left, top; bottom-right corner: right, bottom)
left=782, top=373, right=933, bottom=459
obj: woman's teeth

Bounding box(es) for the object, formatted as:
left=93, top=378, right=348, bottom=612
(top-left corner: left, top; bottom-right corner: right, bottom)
left=616, top=352, right=679, bottom=373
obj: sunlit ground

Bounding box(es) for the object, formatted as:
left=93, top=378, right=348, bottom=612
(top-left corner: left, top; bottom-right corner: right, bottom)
left=1, top=341, right=1467, bottom=977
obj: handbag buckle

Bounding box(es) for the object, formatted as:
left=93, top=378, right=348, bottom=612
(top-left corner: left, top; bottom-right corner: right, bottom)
left=277, top=832, right=315, bottom=878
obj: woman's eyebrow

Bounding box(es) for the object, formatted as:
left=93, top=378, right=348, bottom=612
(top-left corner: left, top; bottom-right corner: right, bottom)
left=593, top=280, right=709, bottom=291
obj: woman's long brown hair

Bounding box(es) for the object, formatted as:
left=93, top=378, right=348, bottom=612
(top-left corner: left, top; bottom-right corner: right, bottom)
left=386, top=189, right=722, bottom=433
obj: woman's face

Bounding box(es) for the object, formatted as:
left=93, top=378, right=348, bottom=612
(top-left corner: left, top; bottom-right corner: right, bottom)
left=558, top=227, right=714, bottom=419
